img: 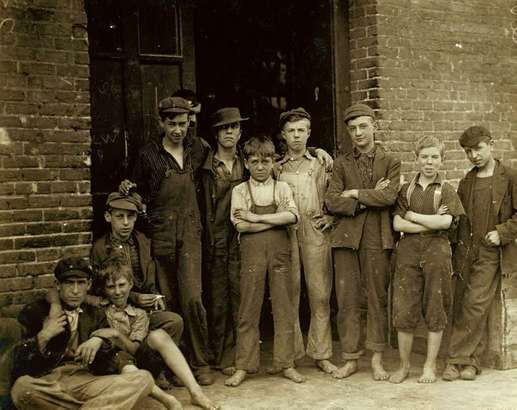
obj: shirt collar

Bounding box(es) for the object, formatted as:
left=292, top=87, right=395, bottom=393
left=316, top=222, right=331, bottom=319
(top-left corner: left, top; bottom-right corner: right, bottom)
left=278, top=150, right=314, bottom=165
left=353, top=145, right=376, bottom=158
left=109, top=232, right=134, bottom=246
left=108, top=303, right=137, bottom=317
left=64, top=307, right=83, bottom=315
left=415, top=172, right=442, bottom=187
left=249, top=175, right=273, bottom=187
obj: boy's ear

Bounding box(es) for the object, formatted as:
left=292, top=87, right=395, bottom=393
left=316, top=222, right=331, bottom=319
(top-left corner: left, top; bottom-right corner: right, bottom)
left=244, top=160, right=250, bottom=170
left=104, top=211, right=112, bottom=223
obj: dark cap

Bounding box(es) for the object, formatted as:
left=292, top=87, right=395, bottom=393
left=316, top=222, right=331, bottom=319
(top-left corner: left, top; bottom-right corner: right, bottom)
left=172, top=89, right=201, bottom=114
left=210, top=107, right=249, bottom=128
left=279, top=107, right=311, bottom=128
left=343, top=103, right=375, bottom=123
left=459, top=126, right=492, bottom=148
left=158, top=96, right=193, bottom=114
left=55, top=256, right=93, bottom=281
left=106, top=191, right=143, bottom=212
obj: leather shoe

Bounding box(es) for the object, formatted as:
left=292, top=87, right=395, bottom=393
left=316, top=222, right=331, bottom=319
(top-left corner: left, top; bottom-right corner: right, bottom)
left=442, top=364, right=460, bottom=381
left=196, top=371, right=215, bottom=386
left=460, top=365, right=477, bottom=380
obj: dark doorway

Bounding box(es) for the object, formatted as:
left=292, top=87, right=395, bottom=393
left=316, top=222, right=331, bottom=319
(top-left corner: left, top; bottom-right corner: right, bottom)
left=194, top=0, right=337, bottom=153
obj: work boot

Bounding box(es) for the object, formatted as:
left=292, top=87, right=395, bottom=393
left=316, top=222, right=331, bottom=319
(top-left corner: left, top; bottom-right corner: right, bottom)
left=442, top=364, right=460, bottom=381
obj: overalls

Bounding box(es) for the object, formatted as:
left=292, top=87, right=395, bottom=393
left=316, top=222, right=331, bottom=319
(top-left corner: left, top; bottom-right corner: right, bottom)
left=235, top=181, right=296, bottom=372
left=150, top=163, right=210, bottom=373
left=278, top=158, right=333, bottom=360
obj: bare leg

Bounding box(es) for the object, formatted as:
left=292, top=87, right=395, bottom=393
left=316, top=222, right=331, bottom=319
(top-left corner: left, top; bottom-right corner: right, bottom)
left=283, top=367, right=306, bottom=383
left=418, top=330, right=443, bottom=383
left=332, top=360, right=358, bottom=379
left=147, top=330, right=219, bottom=410
left=122, top=365, right=182, bottom=410
left=316, top=359, right=338, bottom=374
left=225, top=370, right=247, bottom=387
left=371, top=351, right=389, bottom=381
left=389, top=331, right=413, bottom=384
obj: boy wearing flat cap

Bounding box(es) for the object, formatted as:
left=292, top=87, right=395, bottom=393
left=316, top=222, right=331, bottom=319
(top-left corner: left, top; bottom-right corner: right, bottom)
left=200, top=107, right=248, bottom=373
left=119, top=95, right=214, bottom=385
left=443, top=126, right=517, bottom=381
left=275, top=107, right=336, bottom=375
left=325, top=103, right=400, bottom=380
left=10, top=256, right=154, bottom=409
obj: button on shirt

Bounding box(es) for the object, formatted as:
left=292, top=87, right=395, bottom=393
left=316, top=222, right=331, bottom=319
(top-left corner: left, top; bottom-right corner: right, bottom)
left=63, top=307, right=82, bottom=358
left=230, top=176, right=299, bottom=227
left=105, top=304, right=149, bottom=342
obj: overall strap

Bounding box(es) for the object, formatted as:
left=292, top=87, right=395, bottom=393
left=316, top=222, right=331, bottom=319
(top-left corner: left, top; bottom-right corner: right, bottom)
left=246, top=180, right=257, bottom=207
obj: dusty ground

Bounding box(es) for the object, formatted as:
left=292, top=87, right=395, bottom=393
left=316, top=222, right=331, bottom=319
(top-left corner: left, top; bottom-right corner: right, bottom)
left=139, top=341, right=517, bottom=410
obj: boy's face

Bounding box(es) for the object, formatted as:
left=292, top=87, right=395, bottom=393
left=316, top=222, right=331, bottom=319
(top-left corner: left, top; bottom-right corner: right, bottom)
left=245, top=155, right=274, bottom=182
left=104, top=275, right=132, bottom=309
left=57, top=277, right=91, bottom=310
left=282, top=119, right=310, bottom=153
left=416, top=146, right=442, bottom=178
left=105, top=208, right=137, bottom=241
left=159, top=113, right=190, bottom=146
left=463, top=140, right=493, bottom=169
left=216, top=122, right=241, bottom=149
left=346, top=115, right=375, bottom=151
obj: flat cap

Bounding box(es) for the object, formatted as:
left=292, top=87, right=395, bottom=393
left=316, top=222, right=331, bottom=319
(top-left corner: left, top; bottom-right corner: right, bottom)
left=210, top=107, right=249, bottom=128
left=106, top=191, right=143, bottom=212
left=343, top=103, right=375, bottom=123
left=158, top=96, right=193, bottom=114
left=55, top=256, right=93, bottom=281
left=279, top=107, right=311, bottom=128
left=459, top=126, right=491, bottom=148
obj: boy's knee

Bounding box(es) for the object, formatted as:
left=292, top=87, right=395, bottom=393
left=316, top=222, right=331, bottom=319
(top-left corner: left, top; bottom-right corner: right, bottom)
left=11, top=376, right=35, bottom=408
left=147, top=329, right=171, bottom=350
left=124, top=369, right=154, bottom=390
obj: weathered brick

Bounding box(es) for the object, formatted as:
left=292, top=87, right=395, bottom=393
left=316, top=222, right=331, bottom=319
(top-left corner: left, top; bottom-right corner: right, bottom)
left=0, top=224, right=26, bottom=237
left=0, top=250, right=35, bottom=264
left=26, top=222, right=62, bottom=235
left=19, top=62, right=56, bottom=76
left=1, top=277, right=34, bottom=291
left=17, top=263, right=55, bottom=278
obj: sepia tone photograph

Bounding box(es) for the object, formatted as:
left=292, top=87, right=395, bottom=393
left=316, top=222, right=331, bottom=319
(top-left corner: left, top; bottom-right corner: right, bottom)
left=1, top=0, right=517, bottom=408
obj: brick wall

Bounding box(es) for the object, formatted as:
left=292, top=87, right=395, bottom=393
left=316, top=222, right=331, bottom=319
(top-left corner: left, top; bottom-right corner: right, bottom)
left=348, top=0, right=517, bottom=182
left=0, top=0, right=92, bottom=316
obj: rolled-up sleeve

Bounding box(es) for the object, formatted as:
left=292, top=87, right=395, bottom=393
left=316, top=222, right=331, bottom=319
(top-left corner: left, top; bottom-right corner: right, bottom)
left=276, top=181, right=299, bottom=222
left=230, top=183, right=249, bottom=227
left=129, top=309, right=150, bottom=342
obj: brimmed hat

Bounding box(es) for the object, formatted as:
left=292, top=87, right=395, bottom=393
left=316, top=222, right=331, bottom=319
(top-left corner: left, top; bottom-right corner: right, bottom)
left=158, top=96, right=193, bottom=114
left=55, top=257, right=93, bottom=282
left=459, top=126, right=491, bottom=148
left=279, top=107, right=311, bottom=128
left=106, top=191, right=143, bottom=212
left=343, top=103, right=375, bottom=123
left=210, top=107, right=249, bottom=128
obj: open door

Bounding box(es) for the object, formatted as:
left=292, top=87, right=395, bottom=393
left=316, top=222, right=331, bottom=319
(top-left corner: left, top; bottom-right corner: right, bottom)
left=86, top=0, right=196, bottom=237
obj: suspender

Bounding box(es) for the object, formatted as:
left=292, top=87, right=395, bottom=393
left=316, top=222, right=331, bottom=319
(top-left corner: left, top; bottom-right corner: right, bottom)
left=247, top=179, right=276, bottom=207
left=406, top=174, right=443, bottom=213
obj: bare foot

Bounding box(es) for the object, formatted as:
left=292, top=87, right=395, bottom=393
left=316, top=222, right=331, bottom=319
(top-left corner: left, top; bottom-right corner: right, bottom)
left=418, top=364, right=437, bottom=383
left=389, top=364, right=410, bottom=384
left=371, top=354, right=389, bottom=381
left=222, top=366, right=236, bottom=376
left=332, top=360, right=358, bottom=379
left=190, top=388, right=220, bottom=410
left=316, top=359, right=338, bottom=374
left=283, top=367, right=306, bottom=383
left=163, top=393, right=183, bottom=410
left=225, top=369, right=247, bottom=387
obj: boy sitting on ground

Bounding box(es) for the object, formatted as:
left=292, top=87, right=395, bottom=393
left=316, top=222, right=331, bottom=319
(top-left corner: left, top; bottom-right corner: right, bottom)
left=390, top=136, right=464, bottom=383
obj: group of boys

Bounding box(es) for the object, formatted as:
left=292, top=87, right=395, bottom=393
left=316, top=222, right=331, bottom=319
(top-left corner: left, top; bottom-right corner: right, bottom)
left=6, top=95, right=517, bottom=408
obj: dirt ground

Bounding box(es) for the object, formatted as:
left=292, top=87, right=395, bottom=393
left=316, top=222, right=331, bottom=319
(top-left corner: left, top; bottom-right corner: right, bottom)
left=139, top=341, right=517, bottom=410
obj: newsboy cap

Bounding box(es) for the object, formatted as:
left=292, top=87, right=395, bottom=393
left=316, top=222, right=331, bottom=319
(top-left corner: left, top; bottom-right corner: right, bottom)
left=158, top=96, right=193, bottom=114
left=279, top=107, right=311, bottom=128
left=343, top=103, right=375, bottom=123
left=54, top=256, right=93, bottom=281
left=210, top=107, right=249, bottom=128
left=459, top=126, right=492, bottom=148
left=106, top=191, right=143, bottom=212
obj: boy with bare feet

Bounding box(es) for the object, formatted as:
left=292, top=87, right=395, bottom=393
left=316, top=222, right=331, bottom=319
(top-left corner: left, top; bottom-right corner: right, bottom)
left=326, top=103, right=400, bottom=381
left=275, top=108, right=336, bottom=375
left=225, top=136, right=305, bottom=387
left=389, top=136, right=464, bottom=384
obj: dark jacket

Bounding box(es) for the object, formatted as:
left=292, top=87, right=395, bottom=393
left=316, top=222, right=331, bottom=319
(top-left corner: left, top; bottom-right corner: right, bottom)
left=91, top=230, right=157, bottom=294
left=12, top=299, right=115, bottom=380
left=453, top=161, right=517, bottom=279
left=199, top=149, right=248, bottom=252
left=325, top=147, right=400, bottom=249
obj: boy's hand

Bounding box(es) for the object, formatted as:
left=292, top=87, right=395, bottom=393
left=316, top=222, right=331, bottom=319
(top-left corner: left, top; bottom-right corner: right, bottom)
left=134, top=293, right=165, bottom=309
left=313, top=214, right=334, bottom=232
left=315, top=148, right=334, bottom=172
left=119, top=179, right=137, bottom=195
left=404, top=210, right=417, bottom=223
left=76, top=337, right=103, bottom=366
left=374, top=177, right=390, bottom=191
left=437, top=204, right=449, bottom=215
left=41, top=314, right=67, bottom=340
left=485, top=230, right=501, bottom=247
left=91, top=328, right=120, bottom=340
left=233, top=209, right=259, bottom=223
left=340, top=189, right=358, bottom=199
